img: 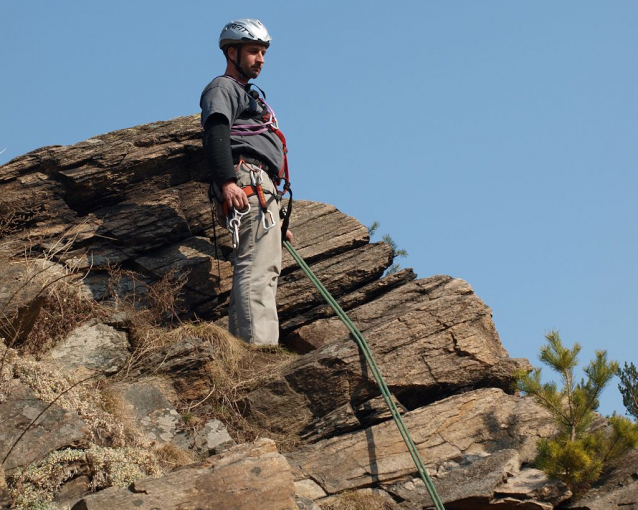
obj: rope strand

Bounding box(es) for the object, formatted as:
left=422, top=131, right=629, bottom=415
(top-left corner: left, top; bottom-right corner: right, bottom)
left=284, top=241, right=446, bottom=510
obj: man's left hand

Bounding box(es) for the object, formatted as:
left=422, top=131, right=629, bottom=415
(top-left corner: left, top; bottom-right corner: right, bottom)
left=285, top=229, right=294, bottom=244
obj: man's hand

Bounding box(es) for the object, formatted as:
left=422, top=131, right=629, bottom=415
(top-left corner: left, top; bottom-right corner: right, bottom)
left=222, top=180, right=249, bottom=210
left=285, top=229, right=294, bottom=244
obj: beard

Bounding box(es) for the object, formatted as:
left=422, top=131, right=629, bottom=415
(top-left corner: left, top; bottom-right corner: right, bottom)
left=242, top=64, right=262, bottom=79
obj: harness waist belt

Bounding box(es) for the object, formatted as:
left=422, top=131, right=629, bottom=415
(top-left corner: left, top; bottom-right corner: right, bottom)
left=221, top=185, right=274, bottom=217
left=233, top=154, right=270, bottom=173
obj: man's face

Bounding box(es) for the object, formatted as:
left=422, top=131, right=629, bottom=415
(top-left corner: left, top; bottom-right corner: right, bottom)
left=237, top=43, right=267, bottom=79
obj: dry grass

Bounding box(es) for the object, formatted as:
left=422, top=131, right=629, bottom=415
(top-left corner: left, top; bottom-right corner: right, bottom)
left=20, top=284, right=104, bottom=357
left=320, top=490, right=397, bottom=510
left=1, top=225, right=96, bottom=357
left=153, top=443, right=196, bottom=471
left=0, top=232, right=305, bottom=507
left=159, top=321, right=299, bottom=449
left=9, top=445, right=162, bottom=510
left=7, top=352, right=128, bottom=447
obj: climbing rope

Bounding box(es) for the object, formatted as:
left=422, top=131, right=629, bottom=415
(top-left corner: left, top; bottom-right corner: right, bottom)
left=283, top=241, right=446, bottom=510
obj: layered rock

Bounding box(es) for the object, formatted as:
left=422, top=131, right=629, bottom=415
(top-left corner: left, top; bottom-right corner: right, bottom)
left=43, top=321, right=129, bottom=376
left=0, top=381, right=89, bottom=474
left=564, top=448, right=638, bottom=510
left=3, top=115, right=620, bottom=510
left=242, top=276, right=531, bottom=437
left=286, top=388, right=556, bottom=496
left=72, top=439, right=297, bottom=510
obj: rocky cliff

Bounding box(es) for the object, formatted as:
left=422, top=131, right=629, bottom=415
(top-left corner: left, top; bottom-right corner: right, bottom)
left=1, top=115, right=636, bottom=510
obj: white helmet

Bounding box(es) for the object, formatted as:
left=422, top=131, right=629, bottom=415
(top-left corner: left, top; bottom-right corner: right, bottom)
left=219, top=19, right=272, bottom=50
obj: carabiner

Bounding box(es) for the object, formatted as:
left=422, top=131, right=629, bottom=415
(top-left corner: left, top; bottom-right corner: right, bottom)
left=250, top=167, right=264, bottom=186
left=261, top=209, right=277, bottom=231
left=227, top=204, right=251, bottom=249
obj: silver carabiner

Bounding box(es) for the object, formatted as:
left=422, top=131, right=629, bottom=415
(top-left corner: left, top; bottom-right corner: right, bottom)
left=250, top=167, right=264, bottom=186
left=227, top=204, right=251, bottom=249
left=261, top=209, right=277, bottom=231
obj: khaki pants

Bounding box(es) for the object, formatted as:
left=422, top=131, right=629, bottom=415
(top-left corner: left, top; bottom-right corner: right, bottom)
left=225, top=162, right=282, bottom=346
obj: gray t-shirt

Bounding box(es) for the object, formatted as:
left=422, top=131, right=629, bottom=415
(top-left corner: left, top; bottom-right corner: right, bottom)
left=200, top=76, right=284, bottom=175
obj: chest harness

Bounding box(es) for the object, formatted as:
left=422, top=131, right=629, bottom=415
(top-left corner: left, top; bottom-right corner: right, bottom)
left=213, top=75, right=292, bottom=248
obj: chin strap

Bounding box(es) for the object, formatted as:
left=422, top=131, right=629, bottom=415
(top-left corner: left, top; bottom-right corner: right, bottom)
left=226, top=44, right=247, bottom=81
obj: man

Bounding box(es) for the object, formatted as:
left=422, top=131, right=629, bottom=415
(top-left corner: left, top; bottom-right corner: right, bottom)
left=200, top=19, right=292, bottom=347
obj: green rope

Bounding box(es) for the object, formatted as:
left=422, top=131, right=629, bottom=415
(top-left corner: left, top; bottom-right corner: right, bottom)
left=284, top=241, right=446, bottom=510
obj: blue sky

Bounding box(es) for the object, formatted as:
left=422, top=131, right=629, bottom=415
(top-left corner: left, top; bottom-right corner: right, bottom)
left=2, top=1, right=636, bottom=416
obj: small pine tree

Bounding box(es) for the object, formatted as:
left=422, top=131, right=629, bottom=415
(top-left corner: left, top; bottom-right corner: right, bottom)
left=381, top=234, right=408, bottom=275
left=618, top=362, right=638, bottom=420
left=366, top=223, right=408, bottom=276
left=515, top=331, right=638, bottom=486
left=367, top=221, right=380, bottom=238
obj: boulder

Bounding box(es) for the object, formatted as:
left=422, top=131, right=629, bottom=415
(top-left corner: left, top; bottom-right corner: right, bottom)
left=109, top=379, right=181, bottom=445
left=0, top=381, right=89, bottom=474
left=43, top=320, right=129, bottom=376
left=193, top=419, right=236, bottom=456
left=564, top=448, right=638, bottom=510
left=242, top=276, right=531, bottom=437
left=73, top=438, right=297, bottom=510
left=285, top=388, right=556, bottom=496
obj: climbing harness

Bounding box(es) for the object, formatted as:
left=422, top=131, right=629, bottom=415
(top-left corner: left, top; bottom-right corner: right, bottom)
left=213, top=75, right=293, bottom=244
left=284, top=240, right=446, bottom=510
left=223, top=75, right=290, bottom=187
left=218, top=161, right=278, bottom=246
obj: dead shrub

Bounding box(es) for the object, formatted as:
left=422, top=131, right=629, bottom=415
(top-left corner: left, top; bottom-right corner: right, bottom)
left=167, top=325, right=299, bottom=448
left=0, top=198, right=42, bottom=239
left=1, top=223, right=97, bottom=356
left=105, top=267, right=186, bottom=330
left=8, top=445, right=162, bottom=510
left=20, top=284, right=103, bottom=357
left=104, top=268, right=187, bottom=374
left=320, top=490, right=397, bottom=510
left=153, top=443, right=195, bottom=471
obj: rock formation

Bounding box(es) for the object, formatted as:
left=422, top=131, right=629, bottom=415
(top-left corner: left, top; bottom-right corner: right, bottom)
left=1, top=115, right=636, bottom=509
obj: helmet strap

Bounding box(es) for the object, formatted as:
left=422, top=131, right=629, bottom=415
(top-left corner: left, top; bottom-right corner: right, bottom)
left=226, top=44, right=247, bottom=81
